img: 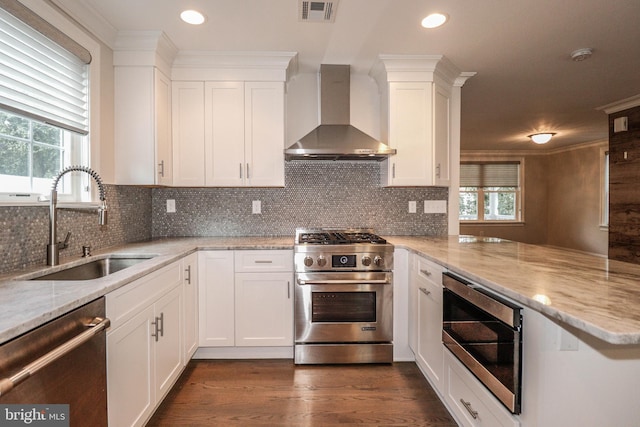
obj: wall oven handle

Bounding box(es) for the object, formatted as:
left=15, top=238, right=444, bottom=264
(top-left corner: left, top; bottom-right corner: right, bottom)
left=460, top=399, right=479, bottom=419
left=297, top=279, right=390, bottom=285
left=0, top=316, right=110, bottom=397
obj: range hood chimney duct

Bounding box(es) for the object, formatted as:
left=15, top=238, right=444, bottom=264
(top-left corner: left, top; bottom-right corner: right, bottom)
left=284, top=64, right=396, bottom=161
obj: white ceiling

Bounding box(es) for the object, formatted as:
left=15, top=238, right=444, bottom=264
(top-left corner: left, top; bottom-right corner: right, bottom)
left=53, top=0, right=640, bottom=151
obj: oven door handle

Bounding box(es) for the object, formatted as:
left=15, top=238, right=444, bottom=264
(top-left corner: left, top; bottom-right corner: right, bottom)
left=297, top=279, right=391, bottom=285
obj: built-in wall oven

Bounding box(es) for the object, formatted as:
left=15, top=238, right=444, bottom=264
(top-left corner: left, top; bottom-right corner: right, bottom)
left=442, top=272, right=523, bottom=414
left=294, top=228, right=394, bottom=364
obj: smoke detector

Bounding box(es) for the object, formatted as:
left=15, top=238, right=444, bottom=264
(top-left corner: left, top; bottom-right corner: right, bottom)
left=299, top=0, right=338, bottom=22
left=571, top=48, right=593, bottom=62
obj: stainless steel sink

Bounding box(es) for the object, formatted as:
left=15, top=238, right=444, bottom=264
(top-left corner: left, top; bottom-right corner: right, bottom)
left=31, top=256, right=155, bottom=281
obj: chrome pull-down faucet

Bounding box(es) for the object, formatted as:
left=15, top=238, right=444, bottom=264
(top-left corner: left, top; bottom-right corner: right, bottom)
left=47, top=166, right=107, bottom=266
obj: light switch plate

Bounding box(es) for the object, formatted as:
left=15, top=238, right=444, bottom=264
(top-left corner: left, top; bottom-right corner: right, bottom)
left=424, top=200, right=447, bottom=214
left=408, top=201, right=417, bottom=213
left=166, top=199, right=176, bottom=213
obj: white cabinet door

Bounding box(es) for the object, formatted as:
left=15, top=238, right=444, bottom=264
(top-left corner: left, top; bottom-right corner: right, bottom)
left=433, top=82, right=451, bottom=186
left=198, top=251, right=235, bottom=346
left=204, top=81, right=245, bottom=186
left=115, top=67, right=172, bottom=185
left=182, top=253, right=198, bottom=362
left=155, top=70, right=173, bottom=186
left=387, top=82, right=434, bottom=186
left=414, top=256, right=444, bottom=391
left=107, top=305, right=155, bottom=427
left=234, top=272, right=293, bottom=346
left=244, top=81, right=285, bottom=187
left=154, top=286, right=183, bottom=402
left=172, top=81, right=205, bottom=186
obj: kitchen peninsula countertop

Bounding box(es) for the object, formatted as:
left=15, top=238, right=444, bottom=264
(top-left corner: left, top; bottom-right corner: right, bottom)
left=388, top=235, right=640, bottom=345
left=2, top=235, right=640, bottom=347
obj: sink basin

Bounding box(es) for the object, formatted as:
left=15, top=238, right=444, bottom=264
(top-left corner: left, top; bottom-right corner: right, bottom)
left=31, top=256, right=155, bottom=281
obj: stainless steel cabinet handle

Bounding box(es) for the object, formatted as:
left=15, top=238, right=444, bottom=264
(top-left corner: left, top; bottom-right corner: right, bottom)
left=436, top=163, right=441, bottom=179
left=158, top=160, right=164, bottom=178
left=460, top=399, right=479, bottom=419
left=246, top=163, right=250, bottom=179
left=419, top=287, right=431, bottom=296
left=420, top=269, right=432, bottom=276
left=287, top=281, right=290, bottom=299
left=254, top=260, right=273, bottom=264
left=392, top=163, right=396, bottom=179
left=0, top=317, right=110, bottom=397
left=239, top=163, right=243, bottom=179
left=151, top=312, right=164, bottom=342
left=185, top=265, right=192, bottom=284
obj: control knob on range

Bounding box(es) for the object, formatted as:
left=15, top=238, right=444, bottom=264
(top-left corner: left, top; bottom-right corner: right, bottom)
left=361, top=256, right=372, bottom=266
left=374, top=256, right=385, bottom=267
left=317, top=256, right=327, bottom=267
left=303, top=256, right=314, bottom=267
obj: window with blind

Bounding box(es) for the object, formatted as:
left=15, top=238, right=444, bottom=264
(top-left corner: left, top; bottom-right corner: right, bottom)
left=459, top=161, right=522, bottom=222
left=0, top=2, right=91, bottom=202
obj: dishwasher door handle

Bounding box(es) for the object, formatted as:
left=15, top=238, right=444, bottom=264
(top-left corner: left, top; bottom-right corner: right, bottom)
left=0, top=316, right=110, bottom=397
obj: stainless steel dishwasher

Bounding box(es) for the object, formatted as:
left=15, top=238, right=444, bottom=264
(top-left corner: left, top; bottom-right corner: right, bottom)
left=0, top=297, right=110, bottom=426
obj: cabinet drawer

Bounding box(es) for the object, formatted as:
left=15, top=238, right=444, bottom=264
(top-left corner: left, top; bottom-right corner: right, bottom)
left=107, top=261, right=182, bottom=330
left=415, top=255, right=444, bottom=285
left=445, top=350, right=519, bottom=427
left=234, top=250, right=293, bottom=272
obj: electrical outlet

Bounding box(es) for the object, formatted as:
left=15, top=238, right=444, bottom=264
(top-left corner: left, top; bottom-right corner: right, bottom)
left=408, top=201, right=417, bottom=213
left=166, top=199, right=176, bottom=213
left=252, top=200, right=261, bottom=214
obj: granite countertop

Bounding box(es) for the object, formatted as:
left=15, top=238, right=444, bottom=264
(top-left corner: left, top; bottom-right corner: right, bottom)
left=388, top=235, right=640, bottom=345
left=0, top=236, right=294, bottom=344
left=3, top=235, right=640, bottom=347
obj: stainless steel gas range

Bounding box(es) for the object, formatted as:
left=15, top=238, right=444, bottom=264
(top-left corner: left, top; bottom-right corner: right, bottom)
left=293, top=228, right=394, bottom=364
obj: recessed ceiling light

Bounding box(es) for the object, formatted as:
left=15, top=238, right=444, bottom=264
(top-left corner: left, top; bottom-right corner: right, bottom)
left=421, top=13, right=448, bottom=29
left=180, top=10, right=206, bottom=25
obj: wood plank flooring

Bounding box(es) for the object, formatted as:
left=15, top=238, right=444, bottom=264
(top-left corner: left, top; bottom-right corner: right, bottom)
left=147, top=360, right=457, bottom=426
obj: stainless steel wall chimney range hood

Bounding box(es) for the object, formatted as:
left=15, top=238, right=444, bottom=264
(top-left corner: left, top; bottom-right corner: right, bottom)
left=284, top=64, right=396, bottom=161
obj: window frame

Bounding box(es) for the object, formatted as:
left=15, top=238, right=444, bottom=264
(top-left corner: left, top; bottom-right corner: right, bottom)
left=459, top=156, right=525, bottom=224
left=0, top=0, right=101, bottom=206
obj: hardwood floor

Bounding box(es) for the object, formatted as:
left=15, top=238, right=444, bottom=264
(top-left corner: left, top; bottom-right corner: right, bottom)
left=147, top=360, right=457, bottom=426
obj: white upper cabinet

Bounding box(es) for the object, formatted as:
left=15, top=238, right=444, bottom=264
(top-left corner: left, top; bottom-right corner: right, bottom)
left=202, top=81, right=285, bottom=187
left=172, top=81, right=205, bottom=186
left=370, top=55, right=472, bottom=187
left=113, top=32, right=177, bottom=186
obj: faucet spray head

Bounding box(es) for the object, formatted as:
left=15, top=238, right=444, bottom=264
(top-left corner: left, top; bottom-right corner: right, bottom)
left=98, top=200, right=107, bottom=226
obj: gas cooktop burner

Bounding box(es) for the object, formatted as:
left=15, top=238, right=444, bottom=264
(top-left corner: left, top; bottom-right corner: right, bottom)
left=296, top=229, right=387, bottom=245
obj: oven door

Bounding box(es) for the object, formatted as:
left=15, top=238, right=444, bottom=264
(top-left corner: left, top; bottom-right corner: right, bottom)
left=295, top=271, right=393, bottom=343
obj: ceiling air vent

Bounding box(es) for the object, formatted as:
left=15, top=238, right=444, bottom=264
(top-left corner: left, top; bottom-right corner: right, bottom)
left=299, top=0, right=338, bottom=22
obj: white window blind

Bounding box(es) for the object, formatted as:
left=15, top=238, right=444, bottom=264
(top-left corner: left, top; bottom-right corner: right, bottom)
left=460, top=162, right=520, bottom=187
left=0, top=6, right=89, bottom=134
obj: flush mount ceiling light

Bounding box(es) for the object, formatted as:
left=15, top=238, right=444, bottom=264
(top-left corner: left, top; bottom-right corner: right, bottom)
left=421, top=13, right=448, bottom=29
left=528, top=132, right=556, bottom=144
left=571, top=48, right=593, bottom=62
left=180, top=9, right=206, bottom=25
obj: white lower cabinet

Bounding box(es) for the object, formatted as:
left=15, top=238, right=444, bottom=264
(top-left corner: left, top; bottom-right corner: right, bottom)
left=182, top=253, right=199, bottom=361
left=106, top=260, right=187, bottom=427
left=198, top=250, right=293, bottom=353
left=412, top=255, right=444, bottom=390
left=444, top=350, right=519, bottom=427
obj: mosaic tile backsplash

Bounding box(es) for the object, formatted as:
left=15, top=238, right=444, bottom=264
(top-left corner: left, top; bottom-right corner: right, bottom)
left=1, top=162, right=448, bottom=275
left=0, top=185, right=152, bottom=274
left=152, top=162, right=448, bottom=237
